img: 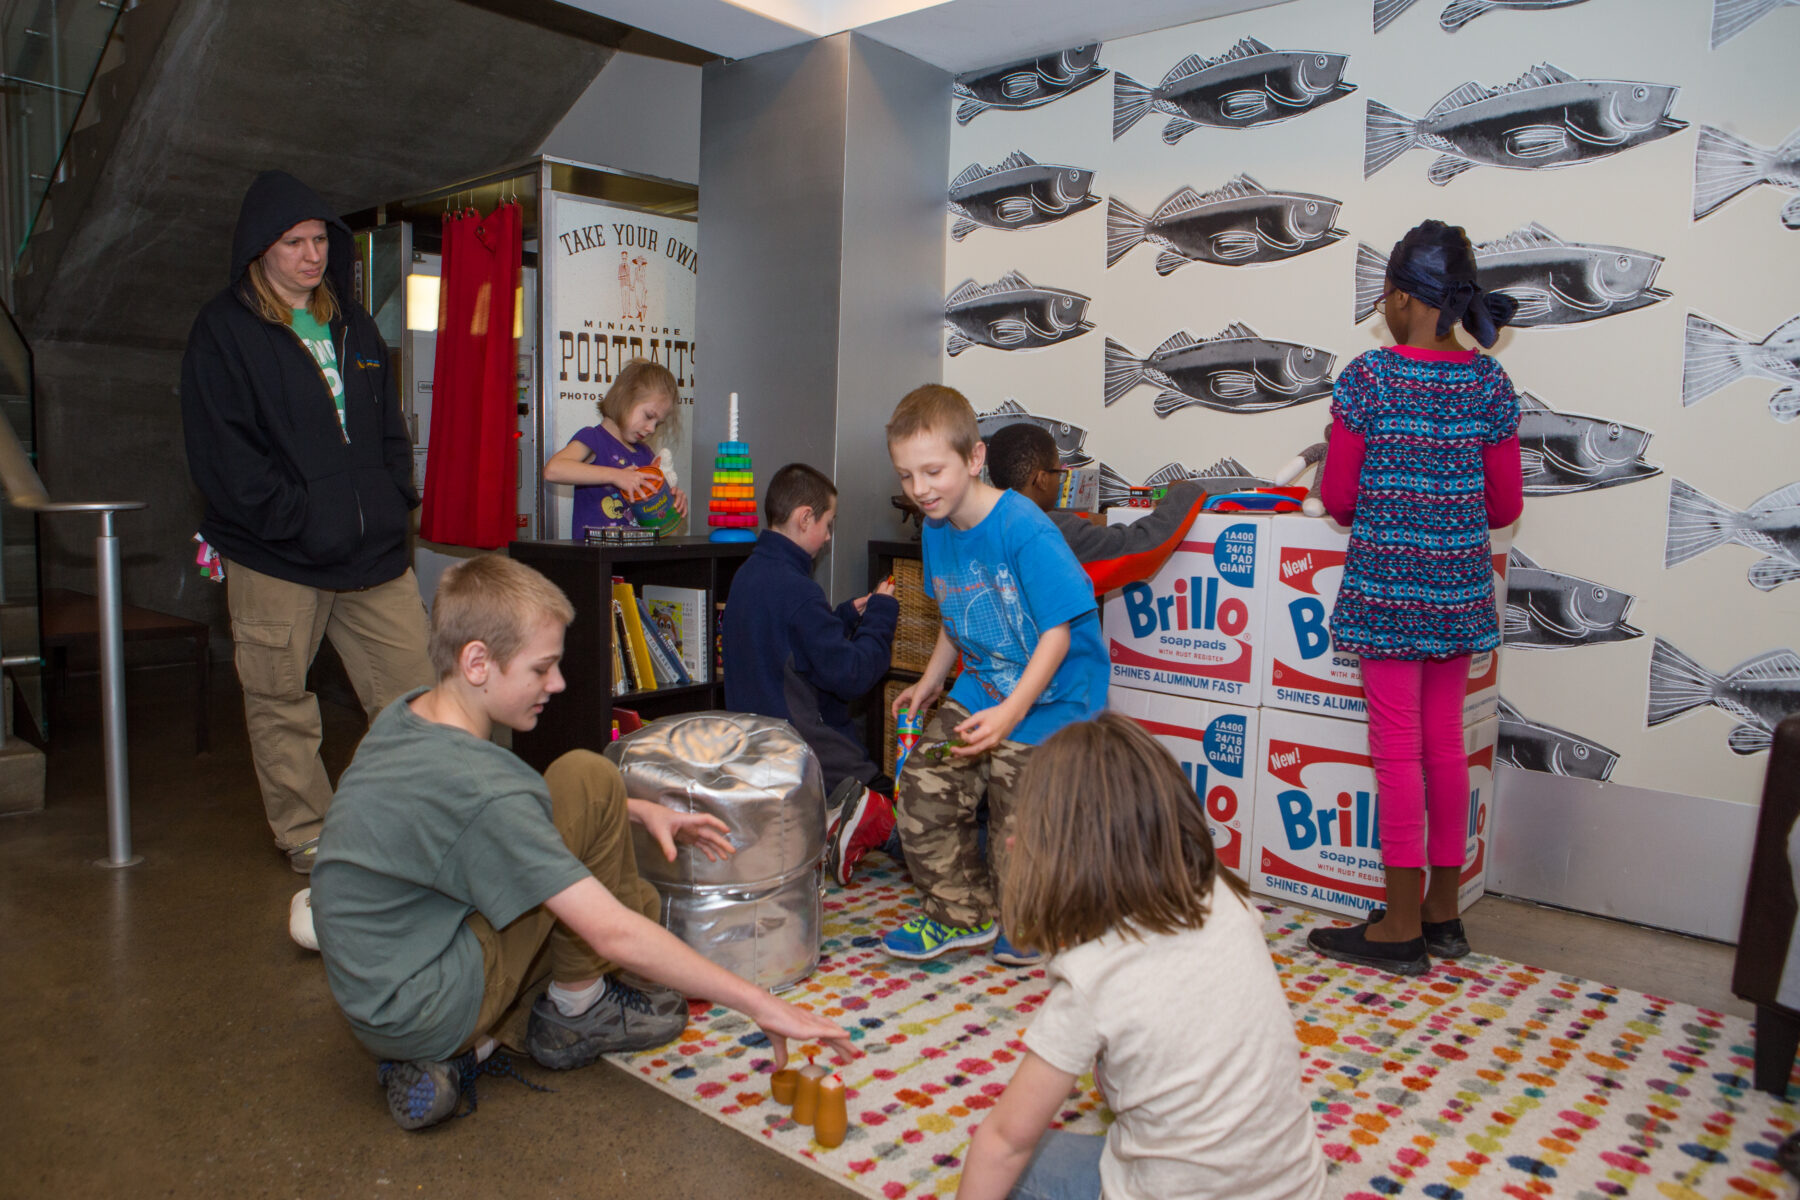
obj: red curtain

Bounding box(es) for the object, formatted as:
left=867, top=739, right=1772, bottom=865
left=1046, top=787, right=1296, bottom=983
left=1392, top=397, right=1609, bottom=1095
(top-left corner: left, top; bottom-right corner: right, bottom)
left=419, top=202, right=522, bottom=549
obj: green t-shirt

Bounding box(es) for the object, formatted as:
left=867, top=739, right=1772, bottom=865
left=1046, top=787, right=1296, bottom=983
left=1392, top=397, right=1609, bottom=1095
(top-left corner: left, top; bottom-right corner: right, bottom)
left=311, top=690, right=591, bottom=1061
left=290, top=308, right=346, bottom=435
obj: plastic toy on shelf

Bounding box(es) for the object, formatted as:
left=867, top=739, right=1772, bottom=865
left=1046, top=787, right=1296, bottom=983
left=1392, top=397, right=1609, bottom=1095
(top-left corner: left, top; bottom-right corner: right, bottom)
left=708, top=391, right=758, bottom=544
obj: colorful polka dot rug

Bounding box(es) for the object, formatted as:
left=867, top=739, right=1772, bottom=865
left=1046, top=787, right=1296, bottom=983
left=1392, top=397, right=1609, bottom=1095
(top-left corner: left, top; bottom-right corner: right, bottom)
left=606, top=861, right=1798, bottom=1199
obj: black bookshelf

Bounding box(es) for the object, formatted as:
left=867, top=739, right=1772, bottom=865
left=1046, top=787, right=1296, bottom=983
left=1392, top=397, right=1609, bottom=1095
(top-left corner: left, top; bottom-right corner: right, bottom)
left=508, top=537, right=752, bottom=772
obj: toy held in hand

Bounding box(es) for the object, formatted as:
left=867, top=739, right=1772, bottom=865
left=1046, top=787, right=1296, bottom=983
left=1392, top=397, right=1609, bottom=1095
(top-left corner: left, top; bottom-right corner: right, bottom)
left=625, top=459, right=683, bottom=534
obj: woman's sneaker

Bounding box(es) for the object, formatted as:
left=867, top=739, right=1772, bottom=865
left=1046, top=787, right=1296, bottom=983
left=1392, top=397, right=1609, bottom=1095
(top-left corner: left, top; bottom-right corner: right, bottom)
left=377, top=1050, right=548, bottom=1131
left=825, top=783, right=898, bottom=886
left=525, top=974, right=690, bottom=1070
left=881, top=916, right=996, bottom=960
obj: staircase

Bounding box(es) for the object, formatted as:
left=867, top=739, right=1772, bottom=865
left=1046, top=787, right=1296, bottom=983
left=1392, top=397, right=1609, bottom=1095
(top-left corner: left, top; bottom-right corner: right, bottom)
left=3, top=0, right=622, bottom=633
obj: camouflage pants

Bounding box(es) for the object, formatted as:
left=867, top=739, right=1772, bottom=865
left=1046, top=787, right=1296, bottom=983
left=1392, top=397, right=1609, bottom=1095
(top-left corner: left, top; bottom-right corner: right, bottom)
left=894, top=700, right=1032, bottom=929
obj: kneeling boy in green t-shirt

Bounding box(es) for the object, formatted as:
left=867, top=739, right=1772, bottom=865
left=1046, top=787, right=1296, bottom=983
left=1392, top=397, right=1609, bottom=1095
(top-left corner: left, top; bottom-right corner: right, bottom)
left=312, top=554, right=854, bottom=1131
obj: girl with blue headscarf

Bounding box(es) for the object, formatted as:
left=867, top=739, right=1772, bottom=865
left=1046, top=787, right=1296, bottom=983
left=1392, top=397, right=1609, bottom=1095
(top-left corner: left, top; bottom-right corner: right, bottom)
left=1308, top=220, right=1524, bottom=977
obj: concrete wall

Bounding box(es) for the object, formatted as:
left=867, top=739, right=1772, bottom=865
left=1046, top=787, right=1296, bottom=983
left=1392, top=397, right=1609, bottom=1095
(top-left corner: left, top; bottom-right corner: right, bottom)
left=538, top=51, right=703, bottom=185
left=19, top=0, right=612, bottom=637
left=694, top=33, right=949, bottom=600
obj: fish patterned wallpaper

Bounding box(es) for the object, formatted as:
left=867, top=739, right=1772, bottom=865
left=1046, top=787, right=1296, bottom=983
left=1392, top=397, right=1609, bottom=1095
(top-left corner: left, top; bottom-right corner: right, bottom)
left=938, top=0, right=1800, bottom=806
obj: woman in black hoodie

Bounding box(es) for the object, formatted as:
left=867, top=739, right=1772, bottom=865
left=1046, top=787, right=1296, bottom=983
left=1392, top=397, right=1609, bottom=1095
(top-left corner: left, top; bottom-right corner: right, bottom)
left=181, top=170, right=433, bottom=873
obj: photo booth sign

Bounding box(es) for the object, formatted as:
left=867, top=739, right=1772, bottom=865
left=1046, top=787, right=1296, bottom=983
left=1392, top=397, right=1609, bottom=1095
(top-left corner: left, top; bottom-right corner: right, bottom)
left=542, top=193, right=698, bottom=539
left=1108, top=686, right=1258, bottom=875
left=1262, top=515, right=1513, bottom=725
left=1103, top=510, right=1271, bottom=705
left=1249, top=709, right=1497, bottom=919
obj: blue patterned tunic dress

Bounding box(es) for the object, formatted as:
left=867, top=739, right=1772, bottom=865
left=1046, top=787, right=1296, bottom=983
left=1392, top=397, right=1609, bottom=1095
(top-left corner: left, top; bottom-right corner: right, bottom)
left=1328, top=347, right=1520, bottom=660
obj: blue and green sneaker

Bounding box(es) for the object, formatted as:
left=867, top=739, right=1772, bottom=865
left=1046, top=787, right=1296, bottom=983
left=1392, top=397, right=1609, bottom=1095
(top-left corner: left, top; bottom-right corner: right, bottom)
left=881, top=916, right=997, bottom=960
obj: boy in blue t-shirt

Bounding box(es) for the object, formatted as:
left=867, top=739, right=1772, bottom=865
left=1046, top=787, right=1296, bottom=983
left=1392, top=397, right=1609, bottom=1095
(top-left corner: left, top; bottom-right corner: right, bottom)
left=882, top=385, right=1109, bottom=966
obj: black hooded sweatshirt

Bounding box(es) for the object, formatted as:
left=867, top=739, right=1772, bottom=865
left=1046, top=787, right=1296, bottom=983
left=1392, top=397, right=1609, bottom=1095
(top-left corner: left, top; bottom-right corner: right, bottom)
left=181, top=170, right=416, bottom=591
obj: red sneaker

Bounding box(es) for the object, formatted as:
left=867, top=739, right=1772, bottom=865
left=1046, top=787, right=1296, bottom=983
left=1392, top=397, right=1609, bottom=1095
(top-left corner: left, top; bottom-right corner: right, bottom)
left=825, top=785, right=897, bottom=886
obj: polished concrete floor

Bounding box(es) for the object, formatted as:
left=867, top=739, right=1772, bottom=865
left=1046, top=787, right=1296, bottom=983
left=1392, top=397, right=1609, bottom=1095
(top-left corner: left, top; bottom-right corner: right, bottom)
left=1, top=666, right=1752, bottom=1198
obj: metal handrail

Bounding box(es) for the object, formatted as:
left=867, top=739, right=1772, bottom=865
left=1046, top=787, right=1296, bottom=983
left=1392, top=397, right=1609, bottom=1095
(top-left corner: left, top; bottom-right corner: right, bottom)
left=0, top=392, right=143, bottom=866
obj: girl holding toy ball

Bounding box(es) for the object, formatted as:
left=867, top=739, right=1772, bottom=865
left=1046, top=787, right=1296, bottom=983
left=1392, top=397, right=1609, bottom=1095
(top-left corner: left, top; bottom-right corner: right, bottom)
left=545, top=358, right=688, bottom=537
left=1308, top=219, right=1524, bottom=977
left=957, top=714, right=1326, bottom=1200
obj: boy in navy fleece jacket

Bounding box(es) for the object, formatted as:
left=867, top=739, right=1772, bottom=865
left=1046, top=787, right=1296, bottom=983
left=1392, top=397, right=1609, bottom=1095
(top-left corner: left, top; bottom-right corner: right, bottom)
left=723, top=463, right=901, bottom=885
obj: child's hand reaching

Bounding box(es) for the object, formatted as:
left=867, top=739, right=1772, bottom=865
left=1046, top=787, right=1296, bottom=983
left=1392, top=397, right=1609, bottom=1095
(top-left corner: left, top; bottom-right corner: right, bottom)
left=627, top=800, right=735, bottom=862
left=670, top=484, right=689, bottom=517
left=893, top=679, right=942, bottom=720
left=953, top=701, right=1023, bottom=757
left=751, top=997, right=860, bottom=1072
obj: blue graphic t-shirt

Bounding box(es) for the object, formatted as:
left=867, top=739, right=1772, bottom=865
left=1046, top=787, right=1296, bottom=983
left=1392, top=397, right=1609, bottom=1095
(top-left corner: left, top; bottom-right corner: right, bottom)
left=922, top=489, right=1108, bottom=746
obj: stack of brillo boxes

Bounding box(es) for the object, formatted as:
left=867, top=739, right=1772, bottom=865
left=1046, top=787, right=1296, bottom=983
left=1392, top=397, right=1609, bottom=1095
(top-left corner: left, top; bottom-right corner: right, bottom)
left=1104, top=509, right=1513, bottom=919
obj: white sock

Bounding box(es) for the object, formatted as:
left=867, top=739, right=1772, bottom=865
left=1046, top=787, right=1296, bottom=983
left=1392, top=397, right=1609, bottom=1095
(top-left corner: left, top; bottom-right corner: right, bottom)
left=473, top=1036, right=497, bottom=1063
left=548, top=977, right=607, bottom=1017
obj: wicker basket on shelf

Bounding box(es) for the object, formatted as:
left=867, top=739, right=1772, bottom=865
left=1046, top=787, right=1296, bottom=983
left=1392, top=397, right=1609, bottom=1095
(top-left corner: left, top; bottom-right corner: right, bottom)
left=891, top=557, right=940, bottom=674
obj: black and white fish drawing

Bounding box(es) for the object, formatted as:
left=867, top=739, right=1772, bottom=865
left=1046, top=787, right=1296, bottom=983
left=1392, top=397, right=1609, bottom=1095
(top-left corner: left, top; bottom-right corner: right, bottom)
left=1682, top=312, right=1800, bottom=422
left=1693, top=125, right=1800, bottom=230
left=1503, top=548, right=1643, bottom=649
left=1711, top=0, right=1799, bottom=48
left=1516, top=391, right=1661, bottom=496
left=1106, top=176, right=1345, bottom=273
left=1104, top=325, right=1335, bottom=416
left=954, top=45, right=1107, bottom=125
left=1496, top=697, right=1620, bottom=780
left=1097, top=458, right=1276, bottom=507
left=1665, top=478, right=1800, bottom=591
left=1365, top=63, right=1685, bottom=185
left=1354, top=227, right=1668, bottom=328
left=1112, top=38, right=1356, bottom=145
left=948, top=152, right=1099, bottom=243
left=976, top=399, right=1093, bottom=468
left=1374, top=0, right=1595, bottom=34
left=944, top=272, right=1093, bottom=357
left=1648, top=637, right=1800, bottom=755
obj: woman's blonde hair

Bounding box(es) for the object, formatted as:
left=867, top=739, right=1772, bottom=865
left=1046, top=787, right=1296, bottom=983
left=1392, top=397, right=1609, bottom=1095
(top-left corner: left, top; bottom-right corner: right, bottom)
left=1001, top=713, right=1249, bottom=952
left=244, top=256, right=340, bottom=326
left=600, top=359, right=680, bottom=443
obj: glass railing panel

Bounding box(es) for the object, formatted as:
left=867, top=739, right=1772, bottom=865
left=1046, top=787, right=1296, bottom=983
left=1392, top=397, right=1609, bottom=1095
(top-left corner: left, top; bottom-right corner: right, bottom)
left=2, top=0, right=128, bottom=262
left=0, top=299, right=41, bottom=733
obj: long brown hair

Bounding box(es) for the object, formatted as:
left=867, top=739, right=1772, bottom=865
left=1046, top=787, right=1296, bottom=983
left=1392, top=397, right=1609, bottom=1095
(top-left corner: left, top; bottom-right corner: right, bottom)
left=1002, top=713, right=1250, bottom=952
left=244, top=257, right=340, bottom=327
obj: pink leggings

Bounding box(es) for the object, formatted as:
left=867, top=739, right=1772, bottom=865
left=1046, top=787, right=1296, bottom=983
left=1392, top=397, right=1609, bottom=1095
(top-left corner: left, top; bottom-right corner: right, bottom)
left=1360, top=656, right=1470, bottom=871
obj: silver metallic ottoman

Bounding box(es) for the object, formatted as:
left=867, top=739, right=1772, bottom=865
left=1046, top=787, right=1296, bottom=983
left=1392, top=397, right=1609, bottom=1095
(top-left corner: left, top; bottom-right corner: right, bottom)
left=607, top=711, right=825, bottom=991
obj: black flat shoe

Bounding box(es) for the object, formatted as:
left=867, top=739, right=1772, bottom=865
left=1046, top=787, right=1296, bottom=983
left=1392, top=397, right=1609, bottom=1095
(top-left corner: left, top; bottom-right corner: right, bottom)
left=1308, top=922, right=1430, bottom=976
left=1364, top=907, right=1472, bottom=959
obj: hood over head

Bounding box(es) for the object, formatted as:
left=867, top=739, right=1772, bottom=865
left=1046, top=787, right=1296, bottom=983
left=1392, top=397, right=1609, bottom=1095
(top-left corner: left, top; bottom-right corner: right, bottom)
left=230, top=170, right=354, bottom=303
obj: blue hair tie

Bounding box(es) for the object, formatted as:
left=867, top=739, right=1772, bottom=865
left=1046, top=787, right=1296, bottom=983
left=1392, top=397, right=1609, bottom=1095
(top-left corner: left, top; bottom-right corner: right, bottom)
left=1388, top=237, right=1518, bottom=349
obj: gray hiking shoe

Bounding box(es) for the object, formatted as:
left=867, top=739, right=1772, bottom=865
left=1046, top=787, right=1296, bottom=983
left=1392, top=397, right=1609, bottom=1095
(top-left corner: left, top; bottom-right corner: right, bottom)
left=288, top=838, right=319, bottom=874
left=526, top=975, right=690, bottom=1070
left=376, top=1051, right=549, bottom=1131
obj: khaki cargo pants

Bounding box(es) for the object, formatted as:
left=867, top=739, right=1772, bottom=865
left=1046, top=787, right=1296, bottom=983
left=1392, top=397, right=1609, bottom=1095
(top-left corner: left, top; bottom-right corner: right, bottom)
left=225, top=560, right=435, bottom=851
left=894, top=700, right=1032, bottom=930
left=461, top=751, right=663, bottom=1053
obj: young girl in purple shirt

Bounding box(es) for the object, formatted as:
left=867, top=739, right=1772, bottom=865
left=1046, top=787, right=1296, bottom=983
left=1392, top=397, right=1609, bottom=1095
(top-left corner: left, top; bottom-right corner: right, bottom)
left=544, top=359, right=688, bottom=537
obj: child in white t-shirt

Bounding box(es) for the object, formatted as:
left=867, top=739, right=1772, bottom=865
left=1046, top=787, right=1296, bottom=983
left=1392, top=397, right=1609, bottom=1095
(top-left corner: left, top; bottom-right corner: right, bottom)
left=956, top=713, right=1326, bottom=1200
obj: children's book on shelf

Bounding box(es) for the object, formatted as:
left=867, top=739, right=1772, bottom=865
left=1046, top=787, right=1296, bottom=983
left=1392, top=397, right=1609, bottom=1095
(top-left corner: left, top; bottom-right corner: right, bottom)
left=610, top=599, right=637, bottom=694
left=612, top=579, right=658, bottom=692
left=636, top=596, right=690, bottom=686
left=640, top=585, right=710, bottom=684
